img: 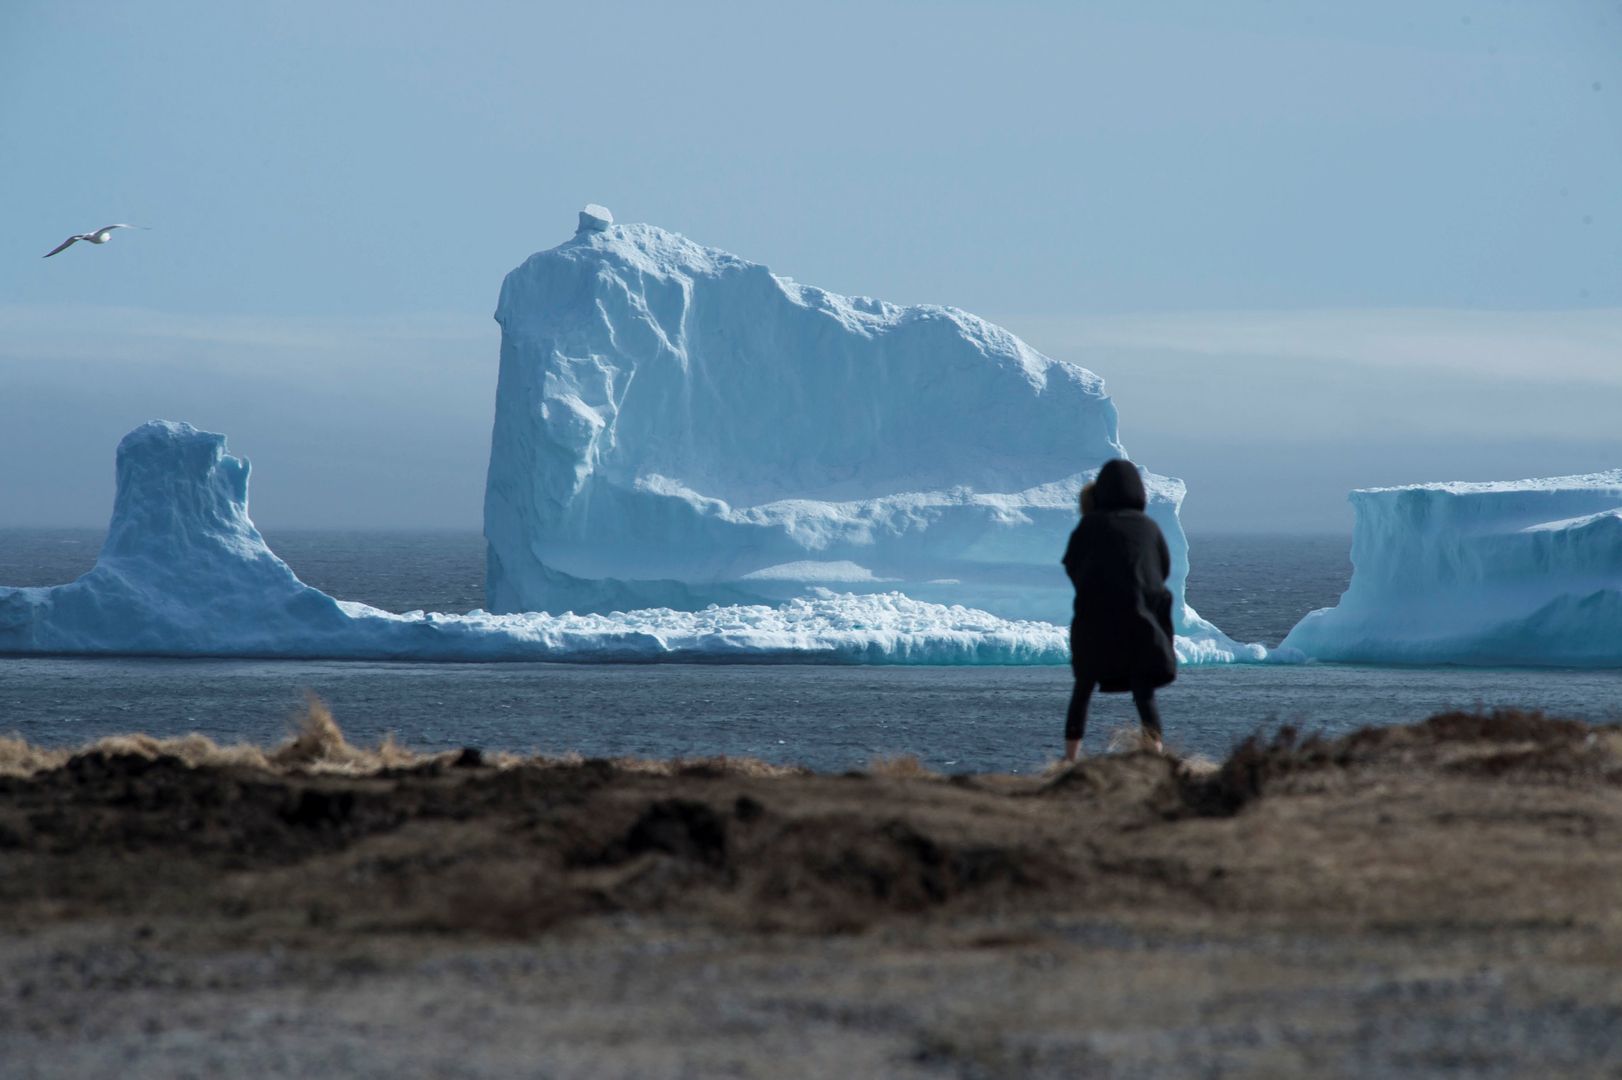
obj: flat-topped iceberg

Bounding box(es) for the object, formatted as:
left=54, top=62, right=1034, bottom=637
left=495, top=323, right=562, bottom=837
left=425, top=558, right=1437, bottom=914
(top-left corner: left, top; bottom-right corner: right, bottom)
left=486, top=207, right=1259, bottom=661
left=1282, top=472, right=1622, bottom=666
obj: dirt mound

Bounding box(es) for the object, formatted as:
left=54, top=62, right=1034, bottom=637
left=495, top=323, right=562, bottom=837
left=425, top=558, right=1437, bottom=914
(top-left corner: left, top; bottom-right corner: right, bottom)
left=6, top=708, right=1622, bottom=1080
left=1171, top=708, right=1622, bottom=818
left=0, top=746, right=1065, bottom=934
left=2, top=707, right=1620, bottom=939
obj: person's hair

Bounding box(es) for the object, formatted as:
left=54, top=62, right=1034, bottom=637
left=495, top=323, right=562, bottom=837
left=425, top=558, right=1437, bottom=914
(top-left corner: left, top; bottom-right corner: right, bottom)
left=1079, top=483, right=1096, bottom=515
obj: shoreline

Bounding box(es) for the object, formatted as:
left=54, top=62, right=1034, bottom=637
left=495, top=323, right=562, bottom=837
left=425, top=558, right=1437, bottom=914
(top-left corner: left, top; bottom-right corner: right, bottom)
left=3, top=709, right=1620, bottom=1075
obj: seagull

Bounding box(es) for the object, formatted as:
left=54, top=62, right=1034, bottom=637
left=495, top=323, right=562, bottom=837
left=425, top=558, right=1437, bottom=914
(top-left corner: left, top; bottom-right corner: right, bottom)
left=42, top=224, right=146, bottom=258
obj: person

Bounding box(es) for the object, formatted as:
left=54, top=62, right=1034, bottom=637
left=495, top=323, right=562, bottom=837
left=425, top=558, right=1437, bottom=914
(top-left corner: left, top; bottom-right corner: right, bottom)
left=1061, top=458, right=1177, bottom=761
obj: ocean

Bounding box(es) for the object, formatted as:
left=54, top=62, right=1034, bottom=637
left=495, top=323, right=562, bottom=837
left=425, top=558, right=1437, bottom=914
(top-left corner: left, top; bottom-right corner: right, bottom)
left=3, top=529, right=1618, bottom=772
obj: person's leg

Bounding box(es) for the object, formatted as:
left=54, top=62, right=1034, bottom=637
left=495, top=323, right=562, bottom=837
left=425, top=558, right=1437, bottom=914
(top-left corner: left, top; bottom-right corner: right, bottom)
left=1131, top=685, right=1164, bottom=753
left=1064, top=677, right=1094, bottom=762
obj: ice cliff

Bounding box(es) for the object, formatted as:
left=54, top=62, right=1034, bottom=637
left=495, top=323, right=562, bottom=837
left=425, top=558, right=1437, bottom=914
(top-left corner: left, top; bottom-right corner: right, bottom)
left=1282, top=473, right=1622, bottom=666
left=486, top=208, right=1258, bottom=662
left=0, top=422, right=1075, bottom=662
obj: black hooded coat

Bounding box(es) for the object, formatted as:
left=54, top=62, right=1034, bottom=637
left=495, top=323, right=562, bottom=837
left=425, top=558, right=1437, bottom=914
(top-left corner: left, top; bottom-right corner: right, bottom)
left=1061, top=459, right=1177, bottom=692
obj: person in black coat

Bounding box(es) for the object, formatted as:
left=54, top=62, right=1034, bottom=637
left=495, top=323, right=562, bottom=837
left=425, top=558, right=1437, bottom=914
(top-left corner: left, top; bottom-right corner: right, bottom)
left=1060, top=458, right=1177, bottom=761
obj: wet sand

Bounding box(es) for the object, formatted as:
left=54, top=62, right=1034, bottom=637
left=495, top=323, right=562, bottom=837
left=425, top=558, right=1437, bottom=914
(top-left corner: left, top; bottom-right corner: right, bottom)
left=2, top=711, right=1619, bottom=1077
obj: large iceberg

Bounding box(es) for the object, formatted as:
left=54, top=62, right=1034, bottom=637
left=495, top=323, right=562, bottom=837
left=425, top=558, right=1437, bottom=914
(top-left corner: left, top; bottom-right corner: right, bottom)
left=486, top=207, right=1257, bottom=661
left=1281, top=472, right=1622, bottom=666
left=0, top=422, right=1075, bottom=663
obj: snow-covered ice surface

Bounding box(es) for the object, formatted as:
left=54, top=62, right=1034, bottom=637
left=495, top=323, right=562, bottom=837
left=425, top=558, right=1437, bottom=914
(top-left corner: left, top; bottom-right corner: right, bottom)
left=0, top=422, right=1070, bottom=663
left=1281, top=472, right=1622, bottom=666
left=486, top=208, right=1261, bottom=662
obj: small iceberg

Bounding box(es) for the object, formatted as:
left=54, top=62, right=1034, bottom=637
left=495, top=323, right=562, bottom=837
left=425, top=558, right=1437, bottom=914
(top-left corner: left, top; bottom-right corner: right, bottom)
left=1281, top=472, right=1622, bottom=666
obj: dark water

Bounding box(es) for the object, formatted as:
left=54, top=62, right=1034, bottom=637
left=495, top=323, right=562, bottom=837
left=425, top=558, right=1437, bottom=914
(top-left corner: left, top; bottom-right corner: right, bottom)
left=4, top=530, right=1619, bottom=772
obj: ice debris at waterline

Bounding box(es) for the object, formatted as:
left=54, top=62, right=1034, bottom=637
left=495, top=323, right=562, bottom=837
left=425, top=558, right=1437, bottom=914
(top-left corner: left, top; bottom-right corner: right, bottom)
left=1282, top=472, right=1622, bottom=667
left=485, top=206, right=1261, bottom=663
left=0, top=421, right=1095, bottom=663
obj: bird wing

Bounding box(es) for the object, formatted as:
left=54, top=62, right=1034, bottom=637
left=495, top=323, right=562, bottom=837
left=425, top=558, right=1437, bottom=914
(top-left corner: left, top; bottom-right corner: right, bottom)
left=42, top=236, right=84, bottom=258
left=93, top=224, right=139, bottom=233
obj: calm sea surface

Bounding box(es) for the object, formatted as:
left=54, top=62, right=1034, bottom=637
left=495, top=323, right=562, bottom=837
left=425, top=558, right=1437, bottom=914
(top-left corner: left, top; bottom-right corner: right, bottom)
left=3, top=530, right=1618, bottom=772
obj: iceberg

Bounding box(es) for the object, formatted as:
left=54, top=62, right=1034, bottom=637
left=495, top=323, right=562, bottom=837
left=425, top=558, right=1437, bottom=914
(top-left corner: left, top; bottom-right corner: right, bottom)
left=0, top=213, right=1264, bottom=666
left=486, top=207, right=1259, bottom=661
left=1281, top=472, right=1622, bottom=666
left=0, top=421, right=1074, bottom=663
left=0, top=421, right=1252, bottom=665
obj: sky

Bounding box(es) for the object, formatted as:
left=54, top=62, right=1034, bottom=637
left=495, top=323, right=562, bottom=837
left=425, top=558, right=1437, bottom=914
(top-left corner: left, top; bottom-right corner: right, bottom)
left=2, top=0, right=1619, bottom=532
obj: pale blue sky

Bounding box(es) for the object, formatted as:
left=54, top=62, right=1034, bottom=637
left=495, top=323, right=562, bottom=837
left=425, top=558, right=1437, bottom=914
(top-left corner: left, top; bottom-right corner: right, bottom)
left=2, top=0, right=1619, bottom=530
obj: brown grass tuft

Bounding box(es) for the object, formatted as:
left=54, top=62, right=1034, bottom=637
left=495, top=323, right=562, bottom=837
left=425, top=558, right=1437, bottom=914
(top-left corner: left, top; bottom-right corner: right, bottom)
left=1419, top=708, right=1590, bottom=743
left=1104, top=727, right=1165, bottom=755
left=271, top=694, right=364, bottom=770
left=0, top=694, right=449, bottom=778
left=0, top=734, right=70, bottom=777
left=0, top=705, right=814, bottom=781
left=1039, top=755, right=1077, bottom=779
left=865, top=754, right=938, bottom=779
left=606, top=755, right=808, bottom=779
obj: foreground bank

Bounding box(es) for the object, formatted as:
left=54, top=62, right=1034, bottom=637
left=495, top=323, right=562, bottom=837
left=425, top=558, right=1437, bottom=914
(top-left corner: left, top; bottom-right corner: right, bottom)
left=1, top=710, right=1617, bottom=1076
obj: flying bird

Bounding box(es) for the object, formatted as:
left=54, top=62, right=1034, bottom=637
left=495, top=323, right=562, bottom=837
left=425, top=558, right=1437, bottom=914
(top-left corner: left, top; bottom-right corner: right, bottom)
left=42, top=224, right=145, bottom=258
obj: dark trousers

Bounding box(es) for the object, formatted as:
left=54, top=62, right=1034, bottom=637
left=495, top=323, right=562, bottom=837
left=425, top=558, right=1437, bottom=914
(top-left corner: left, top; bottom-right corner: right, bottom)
left=1065, top=675, right=1163, bottom=743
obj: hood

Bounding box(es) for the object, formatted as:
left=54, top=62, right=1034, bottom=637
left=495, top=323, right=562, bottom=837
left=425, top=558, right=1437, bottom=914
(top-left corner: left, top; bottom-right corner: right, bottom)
left=1092, top=458, right=1147, bottom=512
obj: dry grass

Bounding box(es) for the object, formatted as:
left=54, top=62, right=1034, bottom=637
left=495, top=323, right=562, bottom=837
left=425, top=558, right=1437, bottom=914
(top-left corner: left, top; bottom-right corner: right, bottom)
left=864, top=754, right=938, bottom=779
left=7, top=703, right=1608, bottom=794
left=609, top=755, right=809, bottom=778
left=268, top=693, right=418, bottom=772
left=0, top=734, right=69, bottom=778
left=1104, top=726, right=1161, bottom=755
left=0, top=695, right=807, bottom=780
left=5, top=706, right=1622, bottom=1079
left=2, top=705, right=1619, bottom=946
left=1038, top=755, right=1077, bottom=779
left=0, top=694, right=433, bottom=779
